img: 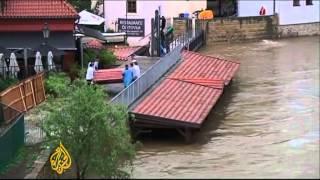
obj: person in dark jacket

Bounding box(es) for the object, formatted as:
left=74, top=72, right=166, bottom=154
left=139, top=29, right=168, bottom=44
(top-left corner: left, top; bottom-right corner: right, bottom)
left=161, top=16, right=166, bottom=30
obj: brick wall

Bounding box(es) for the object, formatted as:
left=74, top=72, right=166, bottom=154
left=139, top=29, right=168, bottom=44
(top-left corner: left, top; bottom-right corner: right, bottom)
left=205, top=15, right=278, bottom=44
left=277, top=22, right=320, bottom=38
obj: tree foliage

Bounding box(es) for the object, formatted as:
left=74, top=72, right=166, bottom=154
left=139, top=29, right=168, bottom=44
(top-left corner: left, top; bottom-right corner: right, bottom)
left=42, top=80, right=136, bottom=179
left=67, top=0, right=91, bottom=12
left=44, top=72, right=70, bottom=98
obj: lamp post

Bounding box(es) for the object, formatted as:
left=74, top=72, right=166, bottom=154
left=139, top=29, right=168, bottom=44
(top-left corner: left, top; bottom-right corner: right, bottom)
left=273, top=0, right=276, bottom=15
left=42, top=22, right=50, bottom=45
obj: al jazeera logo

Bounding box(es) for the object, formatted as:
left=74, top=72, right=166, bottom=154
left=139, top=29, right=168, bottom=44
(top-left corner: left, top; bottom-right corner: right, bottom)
left=50, top=142, right=72, bottom=175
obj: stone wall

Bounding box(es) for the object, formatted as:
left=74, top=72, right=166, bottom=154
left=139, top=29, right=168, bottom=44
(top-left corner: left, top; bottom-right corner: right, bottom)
left=172, top=15, right=319, bottom=45
left=172, top=15, right=278, bottom=44
left=277, top=22, right=320, bottom=38
left=205, top=15, right=278, bottom=44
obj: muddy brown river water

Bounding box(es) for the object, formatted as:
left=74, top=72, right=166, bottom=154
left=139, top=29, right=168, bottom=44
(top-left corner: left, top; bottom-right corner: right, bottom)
left=132, top=36, right=319, bottom=178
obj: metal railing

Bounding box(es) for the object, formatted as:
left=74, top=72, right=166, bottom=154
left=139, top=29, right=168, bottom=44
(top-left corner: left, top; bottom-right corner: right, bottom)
left=24, top=116, right=45, bottom=145
left=188, top=30, right=205, bottom=51
left=110, top=30, right=204, bottom=108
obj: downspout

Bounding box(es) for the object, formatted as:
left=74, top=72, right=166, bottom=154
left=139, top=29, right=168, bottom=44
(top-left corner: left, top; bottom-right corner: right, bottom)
left=103, top=0, right=106, bottom=32
left=75, top=17, right=83, bottom=69
left=125, top=0, right=128, bottom=45
left=273, top=0, right=276, bottom=15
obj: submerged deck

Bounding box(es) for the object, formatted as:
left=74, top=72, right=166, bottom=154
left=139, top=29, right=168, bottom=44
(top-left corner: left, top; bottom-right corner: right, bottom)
left=130, top=50, right=240, bottom=132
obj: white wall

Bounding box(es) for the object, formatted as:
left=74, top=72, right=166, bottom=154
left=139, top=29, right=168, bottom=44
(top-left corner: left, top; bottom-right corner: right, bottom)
left=237, top=0, right=320, bottom=25
left=104, top=0, right=206, bottom=46
left=276, top=0, right=320, bottom=25
left=238, top=0, right=274, bottom=17
left=164, top=1, right=207, bottom=18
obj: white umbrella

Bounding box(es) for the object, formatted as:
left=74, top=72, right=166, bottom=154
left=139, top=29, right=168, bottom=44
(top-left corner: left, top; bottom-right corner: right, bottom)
left=34, top=51, right=44, bottom=73
left=47, top=51, right=56, bottom=71
left=0, top=53, right=8, bottom=76
left=9, top=53, right=19, bottom=78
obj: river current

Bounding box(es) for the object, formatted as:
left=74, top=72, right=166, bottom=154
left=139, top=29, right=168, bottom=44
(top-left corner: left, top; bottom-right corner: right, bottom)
left=132, top=36, right=320, bottom=178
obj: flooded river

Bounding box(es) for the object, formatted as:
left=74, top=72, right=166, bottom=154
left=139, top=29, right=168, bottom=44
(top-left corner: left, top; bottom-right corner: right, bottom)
left=132, top=37, right=319, bottom=178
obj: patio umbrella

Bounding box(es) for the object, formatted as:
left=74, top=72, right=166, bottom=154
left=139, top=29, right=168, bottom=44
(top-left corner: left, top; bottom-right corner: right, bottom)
left=0, top=53, right=8, bottom=76
left=9, top=53, right=20, bottom=78
left=34, top=51, right=44, bottom=73
left=47, top=51, right=56, bottom=71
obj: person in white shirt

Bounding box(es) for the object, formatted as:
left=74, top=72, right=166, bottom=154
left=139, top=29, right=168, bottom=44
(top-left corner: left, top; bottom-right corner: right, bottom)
left=133, top=60, right=141, bottom=79
left=86, top=63, right=95, bottom=85
left=130, top=62, right=137, bottom=82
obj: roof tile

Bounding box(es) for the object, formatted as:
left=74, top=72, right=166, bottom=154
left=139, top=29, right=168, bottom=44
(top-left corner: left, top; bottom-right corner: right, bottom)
left=0, top=0, right=78, bottom=19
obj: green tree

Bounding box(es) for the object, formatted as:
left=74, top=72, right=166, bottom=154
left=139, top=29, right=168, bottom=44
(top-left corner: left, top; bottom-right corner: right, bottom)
left=67, top=0, right=91, bottom=12
left=42, top=80, right=136, bottom=179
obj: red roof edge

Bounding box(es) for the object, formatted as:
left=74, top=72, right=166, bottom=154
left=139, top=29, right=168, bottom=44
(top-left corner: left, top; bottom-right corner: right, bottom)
left=182, top=50, right=241, bottom=65
left=63, top=0, right=79, bottom=17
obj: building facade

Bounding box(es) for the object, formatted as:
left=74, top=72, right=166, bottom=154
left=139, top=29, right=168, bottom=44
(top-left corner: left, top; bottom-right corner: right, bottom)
left=104, top=0, right=206, bottom=46
left=238, top=0, right=320, bottom=37
left=0, top=0, right=79, bottom=74
left=238, top=0, right=319, bottom=25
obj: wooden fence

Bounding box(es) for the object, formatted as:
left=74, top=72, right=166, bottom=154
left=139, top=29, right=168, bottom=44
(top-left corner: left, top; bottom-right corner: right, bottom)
left=0, top=73, right=46, bottom=124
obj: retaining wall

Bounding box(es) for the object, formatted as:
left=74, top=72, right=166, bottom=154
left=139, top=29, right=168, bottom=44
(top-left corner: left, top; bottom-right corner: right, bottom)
left=277, top=22, right=320, bottom=38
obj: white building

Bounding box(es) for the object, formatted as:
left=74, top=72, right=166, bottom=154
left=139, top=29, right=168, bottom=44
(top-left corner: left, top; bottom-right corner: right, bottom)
left=104, top=0, right=207, bottom=46
left=237, top=0, right=319, bottom=25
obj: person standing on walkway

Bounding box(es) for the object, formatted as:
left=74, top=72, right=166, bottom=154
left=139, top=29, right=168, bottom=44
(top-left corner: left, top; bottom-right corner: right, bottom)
left=133, top=60, right=141, bottom=79
left=122, top=64, right=133, bottom=88
left=93, top=56, right=99, bottom=70
left=130, top=62, right=137, bottom=82
left=86, top=63, right=95, bottom=85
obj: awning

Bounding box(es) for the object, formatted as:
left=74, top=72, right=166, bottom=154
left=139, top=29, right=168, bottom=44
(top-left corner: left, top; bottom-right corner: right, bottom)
left=78, top=10, right=105, bottom=25
left=0, top=32, right=76, bottom=50
left=31, top=44, right=64, bottom=56
left=77, top=25, right=106, bottom=41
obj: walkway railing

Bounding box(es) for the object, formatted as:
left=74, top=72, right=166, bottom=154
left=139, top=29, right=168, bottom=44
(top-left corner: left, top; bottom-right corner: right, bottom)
left=110, top=30, right=204, bottom=108
left=110, top=44, right=183, bottom=107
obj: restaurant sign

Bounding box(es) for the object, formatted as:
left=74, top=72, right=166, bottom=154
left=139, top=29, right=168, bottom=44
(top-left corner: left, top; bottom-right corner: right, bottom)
left=118, top=18, right=145, bottom=37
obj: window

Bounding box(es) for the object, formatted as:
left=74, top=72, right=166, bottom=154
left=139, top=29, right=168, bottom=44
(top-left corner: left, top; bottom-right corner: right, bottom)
left=306, top=0, right=313, bottom=5
left=293, top=0, right=300, bottom=6
left=127, top=0, right=137, bottom=13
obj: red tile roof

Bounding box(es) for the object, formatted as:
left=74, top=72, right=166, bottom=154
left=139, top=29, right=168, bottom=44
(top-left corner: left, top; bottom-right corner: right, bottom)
left=0, top=0, right=78, bottom=19
left=132, top=79, right=223, bottom=127
left=170, top=51, right=240, bottom=85
left=85, top=39, right=104, bottom=49
left=94, top=68, right=123, bottom=84
left=108, top=46, right=142, bottom=61
left=131, top=50, right=240, bottom=128
left=167, top=77, right=225, bottom=89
